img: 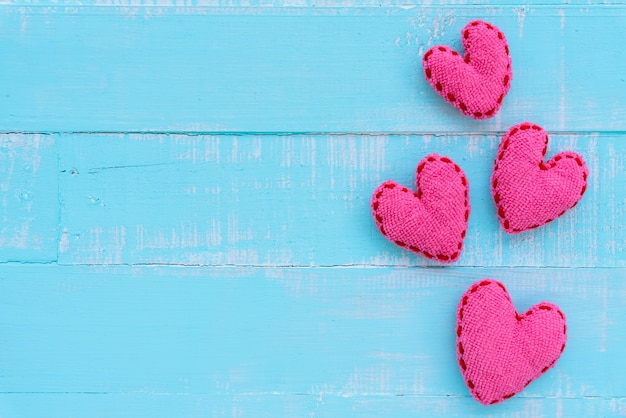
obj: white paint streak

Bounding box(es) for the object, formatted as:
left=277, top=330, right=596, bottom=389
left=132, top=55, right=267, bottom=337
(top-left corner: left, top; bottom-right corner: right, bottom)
left=58, top=228, right=71, bottom=253
left=465, top=135, right=482, bottom=158
left=513, top=6, right=528, bottom=37
left=556, top=397, right=563, bottom=418
left=559, top=11, right=567, bottom=130
left=309, top=137, right=316, bottom=189
left=340, top=365, right=393, bottom=396
left=605, top=140, right=625, bottom=259
left=231, top=137, right=240, bottom=164
left=0, top=134, right=53, bottom=253
left=21, top=15, right=29, bottom=34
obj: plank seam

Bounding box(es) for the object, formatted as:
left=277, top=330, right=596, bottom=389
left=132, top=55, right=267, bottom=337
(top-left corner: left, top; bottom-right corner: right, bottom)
left=0, top=131, right=622, bottom=137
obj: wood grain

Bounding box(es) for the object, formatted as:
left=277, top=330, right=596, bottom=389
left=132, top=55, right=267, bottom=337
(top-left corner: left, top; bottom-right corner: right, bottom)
left=0, top=134, right=58, bottom=262
left=1, top=6, right=625, bottom=133
left=0, top=394, right=623, bottom=418
left=0, top=2, right=625, bottom=417
left=54, top=133, right=624, bottom=268
left=0, top=265, right=624, bottom=417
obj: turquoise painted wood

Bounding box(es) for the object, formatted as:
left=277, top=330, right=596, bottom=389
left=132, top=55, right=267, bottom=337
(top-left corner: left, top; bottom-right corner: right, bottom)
left=55, top=133, right=623, bottom=268
left=1, top=6, right=625, bottom=133
left=0, top=266, right=624, bottom=416
left=0, top=134, right=58, bottom=262
left=0, top=2, right=625, bottom=417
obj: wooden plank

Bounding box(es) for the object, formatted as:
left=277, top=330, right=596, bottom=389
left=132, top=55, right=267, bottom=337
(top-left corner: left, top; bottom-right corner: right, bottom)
left=0, top=394, right=623, bottom=418
left=0, top=134, right=58, bottom=262
left=57, top=133, right=625, bottom=267
left=4, top=0, right=624, bottom=7
left=0, top=265, right=623, bottom=404
left=1, top=6, right=625, bottom=133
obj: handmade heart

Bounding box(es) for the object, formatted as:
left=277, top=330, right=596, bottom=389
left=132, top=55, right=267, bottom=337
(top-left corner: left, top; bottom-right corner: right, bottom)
left=370, top=154, right=470, bottom=263
left=491, top=122, right=588, bottom=233
left=422, top=20, right=512, bottom=119
left=456, top=279, right=567, bottom=405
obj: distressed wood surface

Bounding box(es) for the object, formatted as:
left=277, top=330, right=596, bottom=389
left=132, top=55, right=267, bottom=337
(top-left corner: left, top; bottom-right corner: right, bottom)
left=54, top=133, right=623, bottom=268
left=0, top=395, right=623, bottom=418
left=1, top=6, right=626, bottom=133
left=0, top=2, right=625, bottom=417
left=0, top=134, right=58, bottom=262
left=0, top=265, right=624, bottom=418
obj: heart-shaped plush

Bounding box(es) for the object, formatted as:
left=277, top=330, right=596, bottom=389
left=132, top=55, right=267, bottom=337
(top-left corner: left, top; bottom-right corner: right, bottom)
left=371, top=154, right=470, bottom=263
left=456, top=279, right=567, bottom=405
left=491, top=122, right=588, bottom=233
left=422, top=20, right=512, bottom=119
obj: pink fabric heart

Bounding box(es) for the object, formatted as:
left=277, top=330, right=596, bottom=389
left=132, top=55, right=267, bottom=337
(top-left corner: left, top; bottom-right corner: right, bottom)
left=371, top=154, right=470, bottom=263
left=456, top=279, right=567, bottom=405
left=422, top=20, right=512, bottom=119
left=491, top=122, right=588, bottom=233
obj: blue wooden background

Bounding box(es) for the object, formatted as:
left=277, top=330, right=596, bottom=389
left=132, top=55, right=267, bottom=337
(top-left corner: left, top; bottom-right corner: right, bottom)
left=0, top=2, right=625, bottom=417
